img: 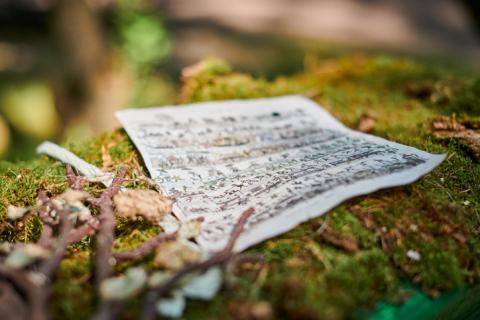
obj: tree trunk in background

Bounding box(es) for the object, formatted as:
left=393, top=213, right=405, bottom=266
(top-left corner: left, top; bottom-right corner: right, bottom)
left=51, top=0, right=130, bottom=136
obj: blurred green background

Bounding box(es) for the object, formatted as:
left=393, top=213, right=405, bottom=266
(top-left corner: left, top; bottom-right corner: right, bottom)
left=0, top=0, right=479, bottom=160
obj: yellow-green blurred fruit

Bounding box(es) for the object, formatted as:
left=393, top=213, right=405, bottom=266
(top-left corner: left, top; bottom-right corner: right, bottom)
left=1, top=83, right=60, bottom=138
left=0, top=114, right=10, bottom=156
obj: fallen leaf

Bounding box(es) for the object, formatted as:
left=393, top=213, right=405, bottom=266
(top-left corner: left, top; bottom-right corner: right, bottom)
left=56, top=189, right=90, bottom=203
left=101, top=143, right=115, bottom=171
left=178, top=218, right=204, bottom=240
left=380, top=228, right=402, bottom=251
left=357, top=113, right=376, bottom=133
left=285, top=257, right=305, bottom=268
left=154, top=240, right=201, bottom=271
left=228, top=301, right=272, bottom=320
left=114, top=189, right=172, bottom=223
left=148, top=271, right=172, bottom=288
left=431, top=116, right=480, bottom=158
left=318, top=225, right=359, bottom=253
left=453, top=232, right=467, bottom=244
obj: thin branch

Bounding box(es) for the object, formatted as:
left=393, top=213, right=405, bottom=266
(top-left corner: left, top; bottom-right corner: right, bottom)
left=94, top=167, right=127, bottom=289
left=140, top=207, right=255, bottom=320
left=37, top=191, right=56, bottom=226
left=67, top=217, right=100, bottom=244
left=39, top=204, right=73, bottom=280
left=66, top=165, right=85, bottom=191
left=37, top=224, right=53, bottom=249
left=0, top=265, right=46, bottom=320
left=221, top=207, right=254, bottom=253
left=112, top=232, right=177, bottom=262
left=101, top=167, right=128, bottom=201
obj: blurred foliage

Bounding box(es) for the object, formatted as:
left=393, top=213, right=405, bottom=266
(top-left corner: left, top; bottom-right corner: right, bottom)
left=1, top=82, right=60, bottom=138
left=113, top=2, right=172, bottom=74
left=0, top=0, right=175, bottom=160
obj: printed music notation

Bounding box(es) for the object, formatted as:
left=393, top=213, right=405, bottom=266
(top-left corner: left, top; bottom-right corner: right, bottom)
left=117, top=96, right=445, bottom=252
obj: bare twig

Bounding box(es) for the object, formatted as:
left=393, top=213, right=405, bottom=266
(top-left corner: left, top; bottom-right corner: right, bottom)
left=66, top=165, right=85, bottom=191
left=94, top=167, right=127, bottom=289
left=112, top=232, right=177, bottom=262
left=221, top=207, right=254, bottom=254
left=83, top=167, right=127, bottom=320
left=67, top=217, right=100, bottom=243
left=1, top=166, right=129, bottom=320
left=141, top=207, right=255, bottom=320
left=0, top=266, right=41, bottom=320
left=39, top=203, right=73, bottom=280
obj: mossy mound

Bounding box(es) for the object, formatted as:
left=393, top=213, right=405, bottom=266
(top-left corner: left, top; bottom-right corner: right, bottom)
left=1, top=54, right=480, bottom=319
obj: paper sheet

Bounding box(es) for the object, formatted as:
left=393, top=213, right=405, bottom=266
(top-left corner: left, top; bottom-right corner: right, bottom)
left=116, top=95, right=445, bottom=252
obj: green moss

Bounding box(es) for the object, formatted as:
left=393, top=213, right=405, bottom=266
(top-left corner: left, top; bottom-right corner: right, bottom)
left=1, top=54, right=479, bottom=319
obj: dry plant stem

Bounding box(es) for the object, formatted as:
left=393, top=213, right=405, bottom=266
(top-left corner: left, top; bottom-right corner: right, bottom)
left=0, top=266, right=43, bottom=320
left=33, top=204, right=74, bottom=320
left=90, top=168, right=127, bottom=320
left=67, top=217, right=100, bottom=243
left=37, top=225, right=54, bottom=249
left=93, top=301, right=124, bottom=320
left=113, top=232, right=177, bottom=262
left=37, top=191, right=56, bottom=248
left=39, top=204, right=73, bottom=279
left=64, top=166, right=102, bottom=243
left=141, top=207, right=255, bottom=320
left=66, top=165, right=128, bottom=320
left=231, top=254, right=265, bottom=271
left=221, top=207, right=254, bottom=254
left=66, top=165, right=85, bottom=190
left=93, top=167, right=127, bottom=289
left=65, top=165, right=128, bottom=288
left=0, top=196, right=73, bottom=320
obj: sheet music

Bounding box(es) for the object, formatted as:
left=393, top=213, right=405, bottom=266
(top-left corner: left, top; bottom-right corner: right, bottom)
left=116, top=96, right=445, bottom=252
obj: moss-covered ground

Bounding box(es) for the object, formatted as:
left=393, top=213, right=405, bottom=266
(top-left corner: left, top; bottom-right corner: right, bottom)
left=1, top=54, right=480, bottom=319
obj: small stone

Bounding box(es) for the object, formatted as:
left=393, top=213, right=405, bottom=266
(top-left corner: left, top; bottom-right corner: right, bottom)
left=406, top=250, right=421, bottom=261
left=100, top=267, right=147, bottom=301
left=183, top=267, right=222, bottom=300
left=5, top=244, right=50, bottom=269
left=156, top=291, right=185, bottom=318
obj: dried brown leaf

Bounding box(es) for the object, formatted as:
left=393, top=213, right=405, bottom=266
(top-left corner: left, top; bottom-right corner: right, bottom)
left=101, top=143, right=115, bottom=171
left=228, top=301, right=272, bottom=320
left=153, top=241, right=201, bottom=271
left=431, top=116, right=480, bottom=158
left=357, top=113, right=376, bottom=133
left=318, top=225, right=359, bottom=253
left=114, top=189, right=172, bottom=223
left=56, top=189, right=90, bottom=203
left=178, top=218, right=204, bottom=240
